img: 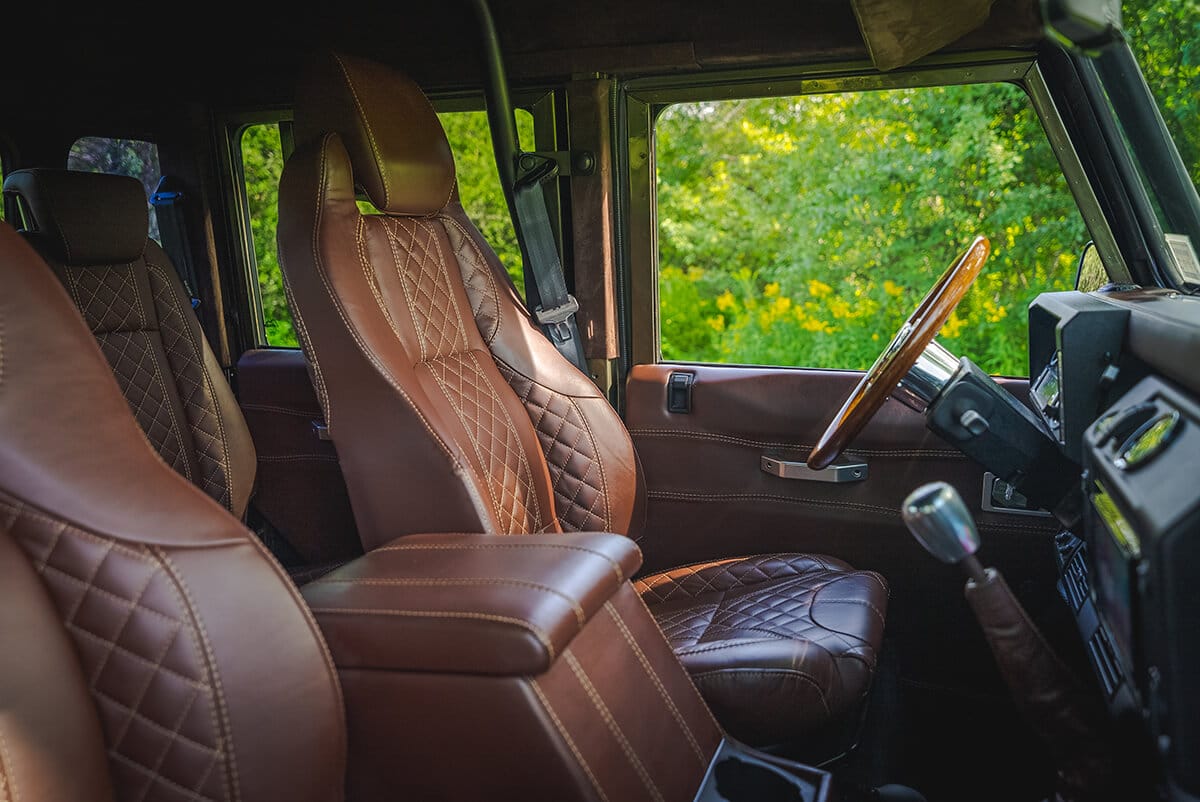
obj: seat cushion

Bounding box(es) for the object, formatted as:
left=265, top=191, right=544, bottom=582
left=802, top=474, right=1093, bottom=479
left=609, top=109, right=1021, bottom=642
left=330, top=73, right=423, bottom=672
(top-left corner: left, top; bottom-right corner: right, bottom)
left=636, top=553, right=888, bottom=746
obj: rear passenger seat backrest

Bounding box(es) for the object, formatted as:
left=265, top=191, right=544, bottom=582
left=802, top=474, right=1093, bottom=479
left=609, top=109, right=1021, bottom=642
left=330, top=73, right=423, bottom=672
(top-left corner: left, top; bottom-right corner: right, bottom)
left=2, top=168, right=257, bottom=518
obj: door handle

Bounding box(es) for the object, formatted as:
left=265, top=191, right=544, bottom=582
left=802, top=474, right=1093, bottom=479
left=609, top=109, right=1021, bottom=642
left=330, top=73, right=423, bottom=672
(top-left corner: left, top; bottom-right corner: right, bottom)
left=761, top=456, right=868, bottom=483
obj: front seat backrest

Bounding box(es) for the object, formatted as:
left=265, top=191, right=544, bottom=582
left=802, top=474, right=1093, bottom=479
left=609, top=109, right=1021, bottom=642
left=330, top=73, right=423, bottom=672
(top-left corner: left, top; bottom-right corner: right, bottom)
left=278, top=51, right=641, bottom=549
left=2, top=168, right=257, bottom=519
left=0, top=221, right=346, bottom=801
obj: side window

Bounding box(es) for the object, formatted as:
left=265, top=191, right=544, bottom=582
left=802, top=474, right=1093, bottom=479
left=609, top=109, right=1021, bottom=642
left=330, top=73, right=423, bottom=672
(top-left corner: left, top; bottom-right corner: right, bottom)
left=240, top=109, right=534, bottom=348
left=654, top=83, right=1088, bottom=377
left=68, top=136, right=162, bottom=242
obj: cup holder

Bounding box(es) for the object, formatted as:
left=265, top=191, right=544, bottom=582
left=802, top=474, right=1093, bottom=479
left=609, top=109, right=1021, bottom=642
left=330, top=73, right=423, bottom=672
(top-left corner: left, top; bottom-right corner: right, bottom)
left=694, top=739, right=831, bottom=802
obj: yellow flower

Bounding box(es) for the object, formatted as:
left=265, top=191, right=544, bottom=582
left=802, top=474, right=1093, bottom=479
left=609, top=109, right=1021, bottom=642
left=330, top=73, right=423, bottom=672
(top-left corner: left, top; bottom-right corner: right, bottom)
left=940, top=311, right=967, bottom=339
left=707, top=315, right=726, bottom=332
left=801, top=317, right=828, bottom=332
left=808, top=279, right=833, bottom=298
left=715, top=290, right=736, bottom=312
left=828, top=297, right=851, bottom=319
left=764, top=282, right=781, bottom=297
left=883, top=280, right=903, bottom=297
left=772, top=296, right=792, bottom=315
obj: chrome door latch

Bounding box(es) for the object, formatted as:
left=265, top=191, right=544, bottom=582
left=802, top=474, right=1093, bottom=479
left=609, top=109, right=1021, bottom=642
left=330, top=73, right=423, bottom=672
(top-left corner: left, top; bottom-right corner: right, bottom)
left=761, top=456, right=868, bottom=483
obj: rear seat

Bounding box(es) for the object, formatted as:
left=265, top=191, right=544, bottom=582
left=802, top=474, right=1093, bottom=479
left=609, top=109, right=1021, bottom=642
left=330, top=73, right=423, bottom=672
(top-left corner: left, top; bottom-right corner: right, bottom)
left=2, top=168, right=258, bottom=517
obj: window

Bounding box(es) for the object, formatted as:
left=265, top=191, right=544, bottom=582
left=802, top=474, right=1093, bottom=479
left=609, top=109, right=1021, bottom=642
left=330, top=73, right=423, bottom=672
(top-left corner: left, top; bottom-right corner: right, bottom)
left=654, top=82, right=1088, bottom=377
left=240, top=109, right=534, bottom=348
left=68, top=136, right=162, bottom=241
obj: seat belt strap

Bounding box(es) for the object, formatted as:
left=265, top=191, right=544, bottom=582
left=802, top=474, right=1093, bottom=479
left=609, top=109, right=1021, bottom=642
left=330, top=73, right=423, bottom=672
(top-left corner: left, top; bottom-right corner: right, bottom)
left=513, top=154, right=588, bottom=373
left=150, top=175, right=201, bottom=310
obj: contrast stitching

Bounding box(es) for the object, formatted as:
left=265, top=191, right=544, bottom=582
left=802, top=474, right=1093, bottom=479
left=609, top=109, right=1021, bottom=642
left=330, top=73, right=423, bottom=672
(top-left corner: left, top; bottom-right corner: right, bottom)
left=312, top=576, right=586, bottom=627
left=0, top=307, right=6, bottom=388
left=310, top=607, right=556, bottom=659
left=692, top=667, right=832, bottom=716
left=570, top=394, right=613, bottom=531
left=373, top=540, right=626, bottom=582
left=333, top=53, right=390, bottom=209
left=299, top=137, right=471, bottom=477
left=147, top=263, right=234, bottom=512
left=604, top=601, right=709, bottom=767
left=438, top=215, right=502, bottom=344
left=626, top=428, right=964, bottom=458
left=564, top=651, right=664, bottom=802
left=529, top=679, right=610, bottom=802
left=237, top=403, right=320, bottom=418
left=673, top=638, right=790, bottom=656
left=154, top=547, right=242, bottom=802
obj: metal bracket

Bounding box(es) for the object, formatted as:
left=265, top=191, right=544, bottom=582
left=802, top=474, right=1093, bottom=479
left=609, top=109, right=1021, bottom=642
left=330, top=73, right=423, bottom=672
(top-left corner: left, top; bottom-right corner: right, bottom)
left=981, top=472, right=1052, bottom=517
left=516, top=150, right=595, bottom=185
left=761, top=456, right=868, bottom=483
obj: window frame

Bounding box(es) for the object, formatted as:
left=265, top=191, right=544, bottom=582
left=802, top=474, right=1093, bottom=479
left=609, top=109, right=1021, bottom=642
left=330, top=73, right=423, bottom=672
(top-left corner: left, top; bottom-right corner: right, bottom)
left=218, top=89, right=561, bottom=352
left=619, top=50, right=1126, bottom=370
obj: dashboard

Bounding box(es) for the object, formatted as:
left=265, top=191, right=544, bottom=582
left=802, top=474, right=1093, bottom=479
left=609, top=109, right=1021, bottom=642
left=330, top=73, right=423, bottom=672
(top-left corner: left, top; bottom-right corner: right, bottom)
left=1026, top=287, right=1200, bottom=802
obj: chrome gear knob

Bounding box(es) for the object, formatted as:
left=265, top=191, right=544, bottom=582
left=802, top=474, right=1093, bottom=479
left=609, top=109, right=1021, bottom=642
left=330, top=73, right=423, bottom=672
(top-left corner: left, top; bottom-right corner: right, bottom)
left=901, top=481, right=980, bottom=565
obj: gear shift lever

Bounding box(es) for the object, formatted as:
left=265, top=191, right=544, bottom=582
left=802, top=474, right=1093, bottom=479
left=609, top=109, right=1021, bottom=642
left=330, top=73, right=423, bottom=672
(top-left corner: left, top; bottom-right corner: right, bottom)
left=900, top=481, right=1117, bottom=802
left=900, top=481, right=988, bottom=584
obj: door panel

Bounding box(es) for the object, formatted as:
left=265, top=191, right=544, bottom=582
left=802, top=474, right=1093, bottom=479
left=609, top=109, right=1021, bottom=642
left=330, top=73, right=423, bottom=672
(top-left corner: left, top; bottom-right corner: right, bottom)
left=625, top=362, right=1072, bottom=693
left=237, top=348, right=362, bottom=567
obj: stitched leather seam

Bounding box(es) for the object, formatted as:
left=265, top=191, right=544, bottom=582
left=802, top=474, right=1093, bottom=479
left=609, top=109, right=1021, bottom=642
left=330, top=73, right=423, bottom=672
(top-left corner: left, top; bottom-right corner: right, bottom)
left=139, top=329, right=196, bottom=483
left=564, top=651, right=664, bottom=802
left=0, top=307, right=5, bottom=389
left=627, top=428, right=964, bottom=458
left=528, top=679, right=610, bottom=802
left=691, top=667, right=832, bottom=716
left=603, top=601, right=708, bottom=767
left=810, top=586, right=886, bottom=623
left=280, top=270, right=330, bottom=423
left=0, top=727, right=19, bottom=802
left=630, top=592, right=724, bottom=732
left=571, top=394, right=613, bottom=531
left=93, top=687, right=218, bottom=758
left=438, top=215, right=501, bottom=344
left=673, top=638, right=790, bottom=656
left=228, top=515, right=349, bottom=782
left=310, top=607, right=556, bottom=659
left=428, top=218, right=473, bottom=350
left=373, top=540, right=626, bottom=582
left=468, top=348, right=544, bottom=531
left=646, top=490, right=909, bottom=520
left=153, top=547, right=241, bottom=802
left=332, top=53, right=390, bottom=209
left=148, top=263, right=233, bottom=511
left=298, top=136, right=473, bottom=484
left=108, top=751, right=218, bottom=802
left=357, top=217, right=401, bottom=338
left=312, top=577, right=586, bottom=627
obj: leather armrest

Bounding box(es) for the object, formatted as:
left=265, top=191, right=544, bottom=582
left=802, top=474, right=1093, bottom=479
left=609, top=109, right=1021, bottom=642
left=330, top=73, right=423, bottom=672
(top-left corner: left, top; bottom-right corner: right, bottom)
left=300, top=531, right=642, bottom=675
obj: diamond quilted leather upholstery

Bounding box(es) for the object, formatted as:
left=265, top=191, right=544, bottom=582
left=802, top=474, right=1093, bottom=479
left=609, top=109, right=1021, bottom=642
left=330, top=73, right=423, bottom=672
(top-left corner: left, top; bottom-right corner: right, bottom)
left=2, top=168, right=257, bottom=521
left=277, top=48, right=890, bottom=749
left=0, top=221, right=345, bottom=801
left=636, top=554, right=888, bottom=745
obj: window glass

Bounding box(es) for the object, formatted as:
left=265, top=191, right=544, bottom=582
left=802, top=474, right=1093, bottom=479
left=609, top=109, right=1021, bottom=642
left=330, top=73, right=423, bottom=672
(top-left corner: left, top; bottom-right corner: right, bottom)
left=68, top=136, right=162, bottom=242
left=1122, top=0, right=1199, bottom=192
left=655, top=83, right=1088, bottom=376
left=243, top=109, right=534, bottom=348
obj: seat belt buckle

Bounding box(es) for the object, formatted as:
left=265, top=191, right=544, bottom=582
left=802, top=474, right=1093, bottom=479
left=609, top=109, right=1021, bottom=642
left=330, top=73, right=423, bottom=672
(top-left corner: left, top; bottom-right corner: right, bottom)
left=534, top=295, right=580, bottom=342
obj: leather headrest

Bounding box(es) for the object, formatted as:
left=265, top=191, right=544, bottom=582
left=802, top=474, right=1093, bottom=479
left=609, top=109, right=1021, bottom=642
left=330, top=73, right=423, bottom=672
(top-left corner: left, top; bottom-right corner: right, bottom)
left=292, top=50, right=456, bottom=216
left=2, top=168, right=149, bottom=265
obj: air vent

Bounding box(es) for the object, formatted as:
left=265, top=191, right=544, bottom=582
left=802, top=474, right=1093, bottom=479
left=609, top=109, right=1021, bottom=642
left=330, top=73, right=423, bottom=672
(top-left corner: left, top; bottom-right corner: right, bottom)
left=1059, top=549, right=1090, bottom=612
left=1088, top=626, right=1124, bottom=699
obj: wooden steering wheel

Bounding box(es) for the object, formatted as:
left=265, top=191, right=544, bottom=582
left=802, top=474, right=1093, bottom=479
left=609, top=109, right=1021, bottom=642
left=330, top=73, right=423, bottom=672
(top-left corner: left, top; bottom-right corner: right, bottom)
left=806, top=236, right=991, bottom=470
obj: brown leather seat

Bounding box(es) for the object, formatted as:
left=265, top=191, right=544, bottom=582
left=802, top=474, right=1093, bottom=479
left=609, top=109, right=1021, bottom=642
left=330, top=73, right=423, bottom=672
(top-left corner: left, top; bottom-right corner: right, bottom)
left=2, top=168, right=257, bottom=520
left=0, top=221, right=346, bottom=800
left=277, top=49, right=889, bottom=747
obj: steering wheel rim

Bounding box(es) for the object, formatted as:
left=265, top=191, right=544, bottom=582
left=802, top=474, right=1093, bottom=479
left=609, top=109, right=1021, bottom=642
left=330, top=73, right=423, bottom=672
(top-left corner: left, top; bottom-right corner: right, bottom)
left=805, top=236, right=991, bottom=470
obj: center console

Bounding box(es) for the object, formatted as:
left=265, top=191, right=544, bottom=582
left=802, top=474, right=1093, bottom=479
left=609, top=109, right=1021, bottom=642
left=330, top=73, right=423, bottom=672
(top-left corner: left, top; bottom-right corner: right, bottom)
left=301, top=530, right=833, bottom=801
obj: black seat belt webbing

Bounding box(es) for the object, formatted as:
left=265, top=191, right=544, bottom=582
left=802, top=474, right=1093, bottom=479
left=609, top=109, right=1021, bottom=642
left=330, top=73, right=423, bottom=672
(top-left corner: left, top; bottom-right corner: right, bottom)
left=513, top=156, right=588, bottom=372
left=150, top=175, right=201, bottom=310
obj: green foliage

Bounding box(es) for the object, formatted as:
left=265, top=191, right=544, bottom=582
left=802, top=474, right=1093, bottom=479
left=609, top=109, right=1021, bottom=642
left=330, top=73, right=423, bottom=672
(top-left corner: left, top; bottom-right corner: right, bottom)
left=1124, top=0, right=1200, bottom=187
left=244, top=110, right=533, bottom=348
left=656, top=83, right=1086, bottom=377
